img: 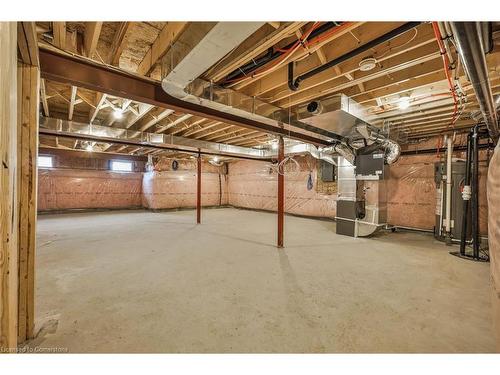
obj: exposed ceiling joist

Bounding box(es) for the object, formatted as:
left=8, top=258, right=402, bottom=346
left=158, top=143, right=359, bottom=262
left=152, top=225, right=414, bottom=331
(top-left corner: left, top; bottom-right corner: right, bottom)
left=137, top=22, right=189, bottom=76
left=139, top=109, right=175, bottom=132
left=83, top=22, right=103, bottom=58
left=18, top=22, right=39, bottom=66
left=52, top=22, right=66, bottom=49
left=108, top=22, right=133, bottom=65
left=40, top=78, right=49, bottom=117
left=206, top=21, right=308, bottom=82
left=68, top=86, right=77, bottom=120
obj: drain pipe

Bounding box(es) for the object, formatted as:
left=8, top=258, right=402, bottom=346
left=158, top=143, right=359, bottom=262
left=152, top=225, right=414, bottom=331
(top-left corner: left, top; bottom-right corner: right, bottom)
left=288, top=22, right=421, bottom=91
left=445, top=135, right=453, bottom=235
left=450, top=22, right=499, bottom=140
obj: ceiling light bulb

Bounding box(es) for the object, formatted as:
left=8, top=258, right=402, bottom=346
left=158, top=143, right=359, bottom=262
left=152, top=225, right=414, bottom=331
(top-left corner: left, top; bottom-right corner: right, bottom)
left=85, top=144, right=93, bottom=152
left=213, top=156, right=219, bottom=163
left=113, top=108, right=123, bottom=119
left=397, top=96, right=411, bottom=110
left=359, top=57, right=377, bottom=72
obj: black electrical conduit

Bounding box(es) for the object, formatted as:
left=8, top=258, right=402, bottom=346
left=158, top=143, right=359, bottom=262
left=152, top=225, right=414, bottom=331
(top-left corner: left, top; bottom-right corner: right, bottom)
left=221, top=22, right=340, bottom=85
left=288, top=21, right=422, bottom=91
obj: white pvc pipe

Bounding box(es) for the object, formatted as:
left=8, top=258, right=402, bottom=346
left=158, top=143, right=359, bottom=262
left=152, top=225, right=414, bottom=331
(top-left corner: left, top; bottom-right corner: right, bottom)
left=445, top=136, right=453, bottom=233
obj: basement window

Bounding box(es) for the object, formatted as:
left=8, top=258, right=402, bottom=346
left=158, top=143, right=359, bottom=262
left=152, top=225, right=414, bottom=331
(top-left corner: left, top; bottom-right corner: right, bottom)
left=38, top=155, right=53, bottom=168
left=110, top=160, right=133, bottom=172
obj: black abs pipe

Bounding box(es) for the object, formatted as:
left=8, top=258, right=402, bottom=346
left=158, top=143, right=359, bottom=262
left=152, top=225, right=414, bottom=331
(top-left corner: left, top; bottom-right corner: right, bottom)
left=222, top=22, right=340, bottom=85
left=459, top=131, right=473, bottom=255
left=288, top=22, right=421, bottom=91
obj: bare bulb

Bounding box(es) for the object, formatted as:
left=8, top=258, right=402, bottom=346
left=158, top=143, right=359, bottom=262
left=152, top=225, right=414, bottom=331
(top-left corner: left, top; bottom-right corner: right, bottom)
left=113, top=108, right=123, bottom=119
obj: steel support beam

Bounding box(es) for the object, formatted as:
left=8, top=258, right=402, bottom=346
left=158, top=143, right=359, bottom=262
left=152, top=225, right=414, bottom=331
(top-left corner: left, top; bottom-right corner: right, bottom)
left=38, top=48, right=329, bottom=146
left=277, top=135, right=284, bottom=248
left=197, top=151, right=202, bottom=224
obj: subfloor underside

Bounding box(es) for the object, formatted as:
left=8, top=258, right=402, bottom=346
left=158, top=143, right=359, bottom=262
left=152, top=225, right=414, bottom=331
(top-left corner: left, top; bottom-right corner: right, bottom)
left=30, top=208, right=495, bottom=353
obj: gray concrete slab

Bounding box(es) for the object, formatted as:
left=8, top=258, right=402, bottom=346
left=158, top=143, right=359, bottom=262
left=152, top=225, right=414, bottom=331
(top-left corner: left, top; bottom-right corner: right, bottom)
left=30, top=208, right=495, bottom=353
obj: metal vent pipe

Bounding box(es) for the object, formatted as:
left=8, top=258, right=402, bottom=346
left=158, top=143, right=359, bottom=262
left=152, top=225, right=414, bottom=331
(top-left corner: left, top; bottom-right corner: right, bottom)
left=450, top=22, right=499, bottom=140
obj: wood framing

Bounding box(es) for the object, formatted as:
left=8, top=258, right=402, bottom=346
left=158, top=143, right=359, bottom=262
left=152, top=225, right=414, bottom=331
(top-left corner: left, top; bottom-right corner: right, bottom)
left=108, top=22, right=133, bottom=65
left=0, top=21, right=19, bottom=352
left=137, top=22, right=188, bottom=76
left=17, top=22, right=39, bottom=67
left=83, top=22, right=103, bottom=58
left=52, top=22, right=66, bottom=50
left=17, top=63, right=40, bottom=343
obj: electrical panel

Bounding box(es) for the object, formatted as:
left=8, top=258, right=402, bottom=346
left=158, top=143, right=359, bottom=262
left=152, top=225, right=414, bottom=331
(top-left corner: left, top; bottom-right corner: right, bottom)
left=320, top=160, right=336, bottom=182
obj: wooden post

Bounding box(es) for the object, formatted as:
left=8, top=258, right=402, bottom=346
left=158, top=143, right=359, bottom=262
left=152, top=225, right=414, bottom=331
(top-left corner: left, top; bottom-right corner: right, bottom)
left=197, top=152, right=201, bottom=224
left=277, top=136, right=284, bottom=248
left=0, top=22, right=19, bottom=352
left=17, top=63, right=39, bottom=343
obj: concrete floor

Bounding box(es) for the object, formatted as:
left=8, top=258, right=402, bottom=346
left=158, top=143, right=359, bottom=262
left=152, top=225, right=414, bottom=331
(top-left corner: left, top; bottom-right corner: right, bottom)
left=30, top=208, right=495, bottom=353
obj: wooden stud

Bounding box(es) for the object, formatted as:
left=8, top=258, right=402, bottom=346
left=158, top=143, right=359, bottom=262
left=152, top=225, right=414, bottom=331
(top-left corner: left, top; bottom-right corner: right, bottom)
left=0, top=21, right=19, bottom=352
left=17, top=63, right=40, bottom=343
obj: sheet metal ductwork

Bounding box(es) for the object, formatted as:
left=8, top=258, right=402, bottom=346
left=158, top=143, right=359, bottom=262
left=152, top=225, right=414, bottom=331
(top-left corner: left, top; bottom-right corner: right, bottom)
left=297, top=95, right=401, bottom=165
left=39, top=117, right=339, bottom=165
left=159, top=22, right=400, bottom=165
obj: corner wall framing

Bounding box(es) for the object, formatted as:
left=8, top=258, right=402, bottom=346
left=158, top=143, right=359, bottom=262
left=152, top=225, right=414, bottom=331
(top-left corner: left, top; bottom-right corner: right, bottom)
left=1, top=21, right=40, bottom=352
left=0, top=22, right=19, bottom=351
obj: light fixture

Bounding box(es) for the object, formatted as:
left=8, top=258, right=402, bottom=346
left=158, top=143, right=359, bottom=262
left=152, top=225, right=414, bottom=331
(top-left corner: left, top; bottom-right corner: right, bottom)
left=113, top=108, right=123, bottom=119
left=213, top=156, right=219, bottom=163
left=397, top=95, right=411, bottom=110
left=85, top=143, right=93, bottom=152
left=359, top=57, right=377, bottom=72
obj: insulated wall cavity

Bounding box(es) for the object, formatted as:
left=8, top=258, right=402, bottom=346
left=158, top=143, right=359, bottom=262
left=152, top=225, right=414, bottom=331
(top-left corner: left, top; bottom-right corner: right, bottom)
left=38, top=169, right=143, bottom=211
left=386, top=142, right=489, bottom=234
left=142, top=159, right=228, bottom=210
left=227, top=156, right=337, bottom=217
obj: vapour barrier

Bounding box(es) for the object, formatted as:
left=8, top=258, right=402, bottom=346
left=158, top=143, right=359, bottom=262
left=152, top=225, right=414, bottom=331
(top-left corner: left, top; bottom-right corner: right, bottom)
left=386, top=151, right=489, bottom=234
left=487, top=144, right=500, bottom=350
left=38, top=169, right=143, bottom=211
left=386, top=154, right=436, bottom=230
left=227, top=156, right=337, bottom=217
left=142, top=170, right=227, bottom=209
left=142, top=158, right=227, bottom=209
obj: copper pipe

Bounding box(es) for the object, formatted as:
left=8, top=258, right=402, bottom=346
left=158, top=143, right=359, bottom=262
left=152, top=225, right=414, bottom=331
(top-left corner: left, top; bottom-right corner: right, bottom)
left=197, top=152, right=201, bottom=224
left=277, top=136, right=284, bottom=248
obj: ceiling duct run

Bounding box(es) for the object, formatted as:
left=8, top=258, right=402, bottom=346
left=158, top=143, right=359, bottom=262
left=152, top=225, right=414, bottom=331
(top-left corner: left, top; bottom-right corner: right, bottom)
left=160, top=22, right=401, bottom=165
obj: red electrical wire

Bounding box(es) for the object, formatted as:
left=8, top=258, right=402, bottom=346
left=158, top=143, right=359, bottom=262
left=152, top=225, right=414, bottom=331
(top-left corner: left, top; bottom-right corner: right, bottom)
left=432, top=22, right=459, bottom=128
left=222, top=22, right=352, bottom=85
left=431, top=21, right=460, bottom=158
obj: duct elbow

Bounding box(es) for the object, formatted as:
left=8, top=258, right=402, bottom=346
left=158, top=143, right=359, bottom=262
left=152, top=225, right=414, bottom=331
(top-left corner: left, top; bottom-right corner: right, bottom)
left=384, top=139, right=401, bottom=165
left=333, top=143, right=356, bottom=165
